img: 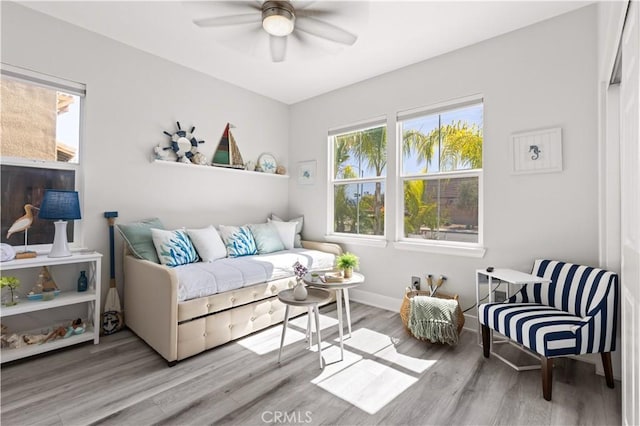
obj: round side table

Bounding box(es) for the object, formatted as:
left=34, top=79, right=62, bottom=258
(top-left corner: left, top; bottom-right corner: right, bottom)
left=305, top=272, right=365, bottom=360
left=277, top=287, right=332, bottom=369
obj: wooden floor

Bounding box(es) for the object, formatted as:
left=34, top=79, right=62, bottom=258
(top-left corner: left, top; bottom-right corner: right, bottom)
left=1, top=302, right=621, bottom=426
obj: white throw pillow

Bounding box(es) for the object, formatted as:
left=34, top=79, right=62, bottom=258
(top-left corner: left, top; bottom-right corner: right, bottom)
left=186, top=226, right=227, bottom=262
left=271, top=214, right=303, bottom=247
left=269, top=220, right=297, bottom=250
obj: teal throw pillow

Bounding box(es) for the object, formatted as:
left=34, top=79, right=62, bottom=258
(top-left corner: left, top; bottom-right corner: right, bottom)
left=151, top=228, right=199, bottom=267
left=249, top=222, right=285, bottom=254
left=219, top=225, right=258, bottom=258
left=116, top=218, right=164, bottom=263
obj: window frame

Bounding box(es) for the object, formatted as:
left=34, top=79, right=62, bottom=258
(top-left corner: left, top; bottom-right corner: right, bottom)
left=395, top=95, right=485, bottom=256
left=326, top=117, right=388, bottom=243
left=1, top=63, right=86, bottom=252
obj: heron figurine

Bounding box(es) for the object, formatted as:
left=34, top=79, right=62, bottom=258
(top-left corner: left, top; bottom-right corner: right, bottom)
left=7, top=204, right=39, bottom=258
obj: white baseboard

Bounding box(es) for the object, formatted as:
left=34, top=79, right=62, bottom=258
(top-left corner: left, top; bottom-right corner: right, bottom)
left=348, top=289, right=402, bottom=312
left=463, top=312, right=479, bottom=333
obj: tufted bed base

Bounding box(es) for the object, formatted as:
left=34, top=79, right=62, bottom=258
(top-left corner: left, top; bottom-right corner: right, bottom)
left=123, top=241, right=341, bottom=365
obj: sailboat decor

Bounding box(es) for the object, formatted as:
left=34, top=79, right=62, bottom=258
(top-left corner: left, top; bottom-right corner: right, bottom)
left=212, top=123, right=245, bottom=169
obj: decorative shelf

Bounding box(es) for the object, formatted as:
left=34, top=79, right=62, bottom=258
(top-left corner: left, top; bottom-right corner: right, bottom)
left=0, top=326, right=96, bottom=363
left=153, top=159, right=290, bottom=179
left=0, top=252, right=102, bottom=363
left=0, top=290, right=97, bottom=317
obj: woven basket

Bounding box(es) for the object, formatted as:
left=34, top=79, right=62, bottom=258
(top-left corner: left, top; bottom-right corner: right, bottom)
left=400, top=290, right=465, bottom=343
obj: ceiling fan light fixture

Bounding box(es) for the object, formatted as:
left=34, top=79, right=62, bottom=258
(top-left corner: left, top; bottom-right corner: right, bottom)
left=262, top=1, right=295, bottom=37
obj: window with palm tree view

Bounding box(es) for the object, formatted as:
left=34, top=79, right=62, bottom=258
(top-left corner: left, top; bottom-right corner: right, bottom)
left=400, top=101, right=483, bottom=244
left=330, top=121, right=386, bottom=237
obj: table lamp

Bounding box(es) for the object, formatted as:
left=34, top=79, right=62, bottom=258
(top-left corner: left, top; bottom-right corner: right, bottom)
left=38, top=190, right=81, bottom=258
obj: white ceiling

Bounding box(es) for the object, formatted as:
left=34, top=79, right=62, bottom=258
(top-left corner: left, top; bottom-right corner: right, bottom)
left=20, top=1, right=590, bottom=104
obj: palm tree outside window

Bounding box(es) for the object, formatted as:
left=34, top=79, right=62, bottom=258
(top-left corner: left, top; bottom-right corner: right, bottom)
left=399, top=100, right=483, bottom=244
left=329, top=121, right=387, bottom=237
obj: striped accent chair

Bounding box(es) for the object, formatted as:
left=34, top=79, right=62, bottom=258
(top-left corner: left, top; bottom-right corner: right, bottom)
left=478, top=260, right=618, bottom=401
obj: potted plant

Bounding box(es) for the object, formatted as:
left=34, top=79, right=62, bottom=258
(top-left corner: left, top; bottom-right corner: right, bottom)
left=1, top=276, right=20, bottom=306
left=336, top=252, right=359, bottom=279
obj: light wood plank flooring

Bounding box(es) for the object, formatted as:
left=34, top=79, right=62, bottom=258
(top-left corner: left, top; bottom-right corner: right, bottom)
left=1, top=302, right=621, bottom=425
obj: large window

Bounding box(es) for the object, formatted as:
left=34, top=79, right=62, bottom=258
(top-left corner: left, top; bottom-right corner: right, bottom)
left=329, top=120, right=387, bottom=237
left=1, top=64, right=85, bottom=247
left=398, top=100, right=483, bottom=244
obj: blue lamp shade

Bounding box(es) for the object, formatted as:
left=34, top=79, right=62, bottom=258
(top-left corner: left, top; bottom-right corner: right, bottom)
left=38, top=190, right=81, bottom=257
left=39, top=190, right=81, bottom=220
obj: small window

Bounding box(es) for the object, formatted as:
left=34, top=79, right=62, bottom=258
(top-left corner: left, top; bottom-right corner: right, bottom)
left=1, top=64, right=85, bottom=247
left=329, top=120, right=387, bottom=237
left=399, top=100, right=483, bottom=244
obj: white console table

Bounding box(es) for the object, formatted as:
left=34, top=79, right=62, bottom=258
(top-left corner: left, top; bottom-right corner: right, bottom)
left=1, top=251, right=102, bottom=363
left=475, top=268, right=551, bottom=371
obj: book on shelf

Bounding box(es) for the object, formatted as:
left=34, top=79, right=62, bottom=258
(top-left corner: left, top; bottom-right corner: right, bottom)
left=321, top=272, right=344, bottom=283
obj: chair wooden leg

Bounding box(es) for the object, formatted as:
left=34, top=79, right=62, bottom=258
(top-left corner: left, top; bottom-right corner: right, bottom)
left=481, top=325, right=490, bottom=358
left=541, top=356, right=553, bottom=401
left=601, top=352, right=615, bottom=388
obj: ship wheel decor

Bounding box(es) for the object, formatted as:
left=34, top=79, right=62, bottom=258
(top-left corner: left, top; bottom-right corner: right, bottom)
left=162, top=121, right=205, bottom=163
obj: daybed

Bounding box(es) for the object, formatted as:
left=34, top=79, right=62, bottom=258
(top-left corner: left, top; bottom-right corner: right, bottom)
left=123, top=240, right=342, bottom=365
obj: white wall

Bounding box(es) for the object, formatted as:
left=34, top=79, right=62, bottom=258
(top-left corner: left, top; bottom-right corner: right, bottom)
left=1, top=2, right=291, bottom=303
left=2, top=2, right=605, bottom=332
left=288, top=6, right=599, bottom=312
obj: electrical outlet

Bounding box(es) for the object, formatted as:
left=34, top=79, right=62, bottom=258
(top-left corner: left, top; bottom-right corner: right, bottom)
left=411, top=276, right=421, bottom=289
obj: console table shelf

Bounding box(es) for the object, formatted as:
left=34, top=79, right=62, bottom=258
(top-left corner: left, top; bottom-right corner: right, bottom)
left=0, top=251, right=102, bottom=363
left=0, top=290, right=97, bottom=317
left=1, top=326, right=96, bottom=363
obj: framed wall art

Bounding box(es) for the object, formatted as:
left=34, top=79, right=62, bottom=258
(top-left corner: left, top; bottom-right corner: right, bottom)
left=511, top=127, right=562, bottom=174
left=298, top=160, right=316, bottom=185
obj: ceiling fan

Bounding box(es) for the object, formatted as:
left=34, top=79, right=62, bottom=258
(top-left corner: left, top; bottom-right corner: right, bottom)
left=192, top=1, right=359, bottom=62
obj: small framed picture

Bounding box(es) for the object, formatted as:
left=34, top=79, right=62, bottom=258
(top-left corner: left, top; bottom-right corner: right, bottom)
left=298, top=160, right=316, bottom=185
left=511, top=127, right=562, bottom=174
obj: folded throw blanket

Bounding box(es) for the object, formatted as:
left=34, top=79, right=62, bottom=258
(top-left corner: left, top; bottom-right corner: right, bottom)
left=408, top=295, right=459, bottom=345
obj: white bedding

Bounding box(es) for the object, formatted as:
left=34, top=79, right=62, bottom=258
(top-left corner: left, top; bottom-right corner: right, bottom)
left=174, top=248, right=335, bottom=301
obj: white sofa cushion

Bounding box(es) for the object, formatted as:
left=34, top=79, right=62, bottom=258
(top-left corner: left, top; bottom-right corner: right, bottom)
left=174, top=248, right=335, bottom=301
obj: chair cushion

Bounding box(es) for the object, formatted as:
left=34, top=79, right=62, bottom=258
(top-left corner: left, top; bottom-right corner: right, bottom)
left=479, top=302, right=585, bottom=357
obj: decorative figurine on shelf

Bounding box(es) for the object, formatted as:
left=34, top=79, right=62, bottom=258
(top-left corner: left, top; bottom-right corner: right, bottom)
left=161, top=121, right=205, bottom=164
left=6, top=204, right=39, bottom=259
left=32, top=266, right=59, bottom=294
left=153, top=144, right=171, bottom=161
left=77, top=270, right=88, bottom=292
left=0, top=276, right=20, bottom=306
left=276, top=165, right=287, bottom=175
left=191, top=152, right=208, bottom=166
left=212, top=123, right=245, bottom=169
left=292, top=261, right=309, bottom=301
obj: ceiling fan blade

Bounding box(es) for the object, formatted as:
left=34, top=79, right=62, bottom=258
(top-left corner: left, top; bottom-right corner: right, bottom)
left=193, top=13, right=261, bottom=27
left=292, top=1, right=317, bottom=10
left=295, top=16, right=357, bottom=45
left=270, top=35, right=288, bottom=62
